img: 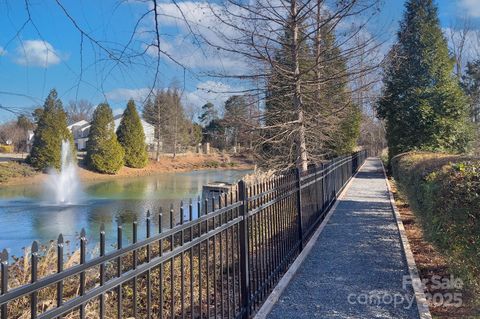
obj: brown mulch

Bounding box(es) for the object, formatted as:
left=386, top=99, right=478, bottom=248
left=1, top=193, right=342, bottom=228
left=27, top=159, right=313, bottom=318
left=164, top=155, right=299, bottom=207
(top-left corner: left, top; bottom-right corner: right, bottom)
left=389, top=179, right=480, bottom=319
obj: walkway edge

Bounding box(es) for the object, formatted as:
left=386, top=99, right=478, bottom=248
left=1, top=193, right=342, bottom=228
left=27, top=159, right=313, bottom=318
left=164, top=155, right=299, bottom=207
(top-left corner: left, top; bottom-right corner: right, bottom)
left=254, top=160, right=366, bottom=319
left=381, top=161, right=432, bottom=319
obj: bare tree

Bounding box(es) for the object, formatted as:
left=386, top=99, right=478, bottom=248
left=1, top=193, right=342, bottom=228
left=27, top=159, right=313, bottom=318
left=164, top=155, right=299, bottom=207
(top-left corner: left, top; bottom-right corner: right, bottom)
left=66, top=100, right=95, bottom=124
left=191, top=0, right=382, bottom=171
left=448, top=18, right=472, bottom=79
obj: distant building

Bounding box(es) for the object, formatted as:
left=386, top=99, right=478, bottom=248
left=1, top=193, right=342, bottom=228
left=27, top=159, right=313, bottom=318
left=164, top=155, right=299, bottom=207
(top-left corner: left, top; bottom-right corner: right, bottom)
left=68, top=115, right=155, bottom=151
left=68, top=120, right=90, bottom=150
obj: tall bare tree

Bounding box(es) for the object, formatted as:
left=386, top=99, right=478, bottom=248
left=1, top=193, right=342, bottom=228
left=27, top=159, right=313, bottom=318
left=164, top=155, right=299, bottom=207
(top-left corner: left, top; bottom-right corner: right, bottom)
left=448, top=18, right=472, bottom=78
left=196, top=0, right=381, bottom=171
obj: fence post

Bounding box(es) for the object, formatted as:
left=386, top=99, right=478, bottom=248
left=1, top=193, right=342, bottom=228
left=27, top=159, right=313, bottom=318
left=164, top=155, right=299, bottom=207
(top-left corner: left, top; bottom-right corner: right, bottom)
left=238, top=180, right=250, bottom=319
left=314, top=165, right=320, bottom=216
left=295, top=168, right=304, bottom=251
left=1, top=249, right=8, bottom=319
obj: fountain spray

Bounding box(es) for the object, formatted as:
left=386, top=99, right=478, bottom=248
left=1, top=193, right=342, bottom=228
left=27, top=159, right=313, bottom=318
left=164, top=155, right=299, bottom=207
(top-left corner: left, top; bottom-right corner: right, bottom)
left=44, top=140, right=82, bottom=205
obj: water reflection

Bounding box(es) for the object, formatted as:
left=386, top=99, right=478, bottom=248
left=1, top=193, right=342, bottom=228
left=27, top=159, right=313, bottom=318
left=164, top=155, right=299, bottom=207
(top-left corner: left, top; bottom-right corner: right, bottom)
left=0, top=169, right=250, bottom=257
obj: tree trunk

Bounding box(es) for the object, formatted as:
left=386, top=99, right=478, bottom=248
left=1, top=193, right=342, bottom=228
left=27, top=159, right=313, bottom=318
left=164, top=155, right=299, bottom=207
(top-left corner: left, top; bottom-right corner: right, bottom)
left=314, top=1, right=323, bottom=155
left=291, top=0, right=308, bottom=172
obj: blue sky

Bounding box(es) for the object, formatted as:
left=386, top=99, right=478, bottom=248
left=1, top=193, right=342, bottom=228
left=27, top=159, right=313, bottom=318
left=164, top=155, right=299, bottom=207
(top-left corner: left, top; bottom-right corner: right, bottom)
left=0, top=0, right=479, bottom=123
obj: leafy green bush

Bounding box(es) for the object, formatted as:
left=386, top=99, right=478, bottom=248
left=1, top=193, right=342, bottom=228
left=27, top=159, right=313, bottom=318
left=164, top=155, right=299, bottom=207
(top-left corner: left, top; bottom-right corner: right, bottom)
left=392, top=152, right=480, bottom=295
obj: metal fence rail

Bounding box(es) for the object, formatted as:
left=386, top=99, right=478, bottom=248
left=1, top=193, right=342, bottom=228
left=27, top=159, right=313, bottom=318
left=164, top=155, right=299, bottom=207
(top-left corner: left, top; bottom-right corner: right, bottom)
left=0, top=151, right=367, bottom=319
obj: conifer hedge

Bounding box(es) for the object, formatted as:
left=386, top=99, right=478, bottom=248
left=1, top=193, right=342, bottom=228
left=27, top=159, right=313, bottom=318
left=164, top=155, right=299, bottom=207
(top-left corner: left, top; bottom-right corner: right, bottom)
left=392, top=152, right=480, bottom=295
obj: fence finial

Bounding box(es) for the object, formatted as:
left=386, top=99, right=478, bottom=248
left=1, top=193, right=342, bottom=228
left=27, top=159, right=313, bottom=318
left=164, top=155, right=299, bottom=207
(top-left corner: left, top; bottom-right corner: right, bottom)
left=146, top=210, right=151, bottom=218
left=1, top=249, right=7, bottom=263
left=80, top=228, right=86, bottom=239
left=57, top=233, right=64, bottom=245
left=31, top=241, right=39, bottom=254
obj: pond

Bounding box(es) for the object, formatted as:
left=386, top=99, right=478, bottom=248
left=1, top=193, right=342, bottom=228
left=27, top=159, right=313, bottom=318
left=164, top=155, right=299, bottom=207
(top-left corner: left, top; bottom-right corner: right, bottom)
left=0, top=169, right=250, bottom=258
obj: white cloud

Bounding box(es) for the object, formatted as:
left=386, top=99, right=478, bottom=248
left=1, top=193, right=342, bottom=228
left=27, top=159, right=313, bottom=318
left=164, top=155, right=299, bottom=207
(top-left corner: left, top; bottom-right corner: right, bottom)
left=105, top=88, right=152, bottom=103
left=459, top=0, right=480, bottom=18
left=14, top=40, right=62, bottom=67
left=0, top=47, right=6, bottom=56
left=142, top=1, right=254, bottom=73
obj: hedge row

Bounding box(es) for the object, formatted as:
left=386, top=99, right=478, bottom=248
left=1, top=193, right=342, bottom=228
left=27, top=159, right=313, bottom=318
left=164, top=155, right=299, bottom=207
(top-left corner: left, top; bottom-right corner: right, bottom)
left=392, top=152, right=480, bottom=294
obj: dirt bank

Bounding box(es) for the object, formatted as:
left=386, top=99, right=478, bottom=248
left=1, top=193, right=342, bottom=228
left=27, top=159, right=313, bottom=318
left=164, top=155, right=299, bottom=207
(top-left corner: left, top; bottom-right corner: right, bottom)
left=1, top=153, right=254, bottom=186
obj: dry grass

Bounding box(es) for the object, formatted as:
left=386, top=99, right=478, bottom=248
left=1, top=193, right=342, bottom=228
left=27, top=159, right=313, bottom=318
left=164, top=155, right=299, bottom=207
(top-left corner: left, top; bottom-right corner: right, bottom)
left=0, top=161, right=36, bottom=184
left=4, top=233, right=241, bottom=319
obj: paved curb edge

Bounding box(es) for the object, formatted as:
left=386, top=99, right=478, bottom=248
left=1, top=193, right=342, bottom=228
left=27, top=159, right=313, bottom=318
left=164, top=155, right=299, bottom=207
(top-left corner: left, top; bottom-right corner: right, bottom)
left=381, top=161, right=433, bottom=319
left=253, top=159, right=367, bottom=319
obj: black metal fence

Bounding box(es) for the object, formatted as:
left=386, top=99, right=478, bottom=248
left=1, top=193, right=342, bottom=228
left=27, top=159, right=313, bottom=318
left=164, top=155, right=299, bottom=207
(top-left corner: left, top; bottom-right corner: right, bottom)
left=0, top=151, right=367, bottom=319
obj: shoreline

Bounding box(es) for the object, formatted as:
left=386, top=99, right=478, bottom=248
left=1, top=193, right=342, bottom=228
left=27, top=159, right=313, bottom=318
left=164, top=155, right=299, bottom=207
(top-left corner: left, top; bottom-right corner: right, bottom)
left=1, top=153, right=255, bottom=187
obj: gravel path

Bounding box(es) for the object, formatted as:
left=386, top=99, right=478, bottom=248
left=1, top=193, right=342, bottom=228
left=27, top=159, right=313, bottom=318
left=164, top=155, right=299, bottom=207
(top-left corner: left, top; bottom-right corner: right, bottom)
left=267, top=158, right=420, bottom=319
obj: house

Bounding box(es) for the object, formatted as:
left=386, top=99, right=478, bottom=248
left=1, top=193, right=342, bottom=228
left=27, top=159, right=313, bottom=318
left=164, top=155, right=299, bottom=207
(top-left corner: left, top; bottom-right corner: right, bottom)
left=67, top=120, right=90, bottom=150
left=68, top=115, right=155, bottom=151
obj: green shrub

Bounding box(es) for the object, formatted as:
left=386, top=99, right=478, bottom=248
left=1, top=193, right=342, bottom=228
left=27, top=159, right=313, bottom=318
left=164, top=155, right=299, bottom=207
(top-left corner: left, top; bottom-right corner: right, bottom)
left=204, top=160, right=219, bottom=168
left=392, top=152, right=480, bottom=295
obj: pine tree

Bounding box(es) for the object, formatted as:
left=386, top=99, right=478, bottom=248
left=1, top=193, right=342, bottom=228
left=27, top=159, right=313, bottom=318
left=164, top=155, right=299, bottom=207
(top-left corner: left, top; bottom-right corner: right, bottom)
left=262, top=20, right=313, bottom=168
left=377, top=0, right=472, bottom=160
left=143, top=89, right=190, bottom=157
left=313, top=20, right=360, bottom=157
left=262, top=18, right=359, bottom=166
left=143, top=94, right=163, bottom=161
left=117, top=99, right=148, bottom=168
left=224, top=96, right=249, bottom=148
left=27, top=89, right=73, bottom=171
left=86, top=103, right=124, bottom=174
left=198, top=102, right=218, bottom=126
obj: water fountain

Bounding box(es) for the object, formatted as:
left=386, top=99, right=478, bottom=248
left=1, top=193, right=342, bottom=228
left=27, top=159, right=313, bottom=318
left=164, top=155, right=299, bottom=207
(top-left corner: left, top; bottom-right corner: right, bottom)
left=44, top=140, right=82, bottom=205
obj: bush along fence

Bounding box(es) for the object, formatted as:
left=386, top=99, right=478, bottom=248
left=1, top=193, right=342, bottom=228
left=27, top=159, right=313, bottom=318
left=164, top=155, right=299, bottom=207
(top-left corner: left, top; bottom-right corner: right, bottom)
left=0, top=151, right=367, bottom=319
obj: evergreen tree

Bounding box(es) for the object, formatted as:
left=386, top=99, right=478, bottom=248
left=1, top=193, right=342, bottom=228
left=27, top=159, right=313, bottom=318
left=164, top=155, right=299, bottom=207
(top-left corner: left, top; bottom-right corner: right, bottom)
left=198, top=102, right=218, bottom=126
left=143, top=94, right=163, bottom=161
left=117, top=99, right=148, bottom=168
left=313, top=20, right=360, bottom=157
left=262, top=18, right=359, bottom=165
left=188, top=123, right=203, bottom=146
left=377, top=0, right=472, bottom=160
left=203, top=119, right=226, bottom=149
left=262, top=21, right=313, bottom=168
left=143, top=89, right=190, bottom=157
left=86, top=103, right=124, bottom=174
left=224, top=96, right=249, bottom=148
left=27, top=89, right=73, bottom=171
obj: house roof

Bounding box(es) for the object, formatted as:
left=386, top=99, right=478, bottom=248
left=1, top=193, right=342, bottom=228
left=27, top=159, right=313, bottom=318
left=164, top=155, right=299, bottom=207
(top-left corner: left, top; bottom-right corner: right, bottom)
left=67, top=120, right=90, bottom=130
left=68, top=115, right=154, bottom=137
